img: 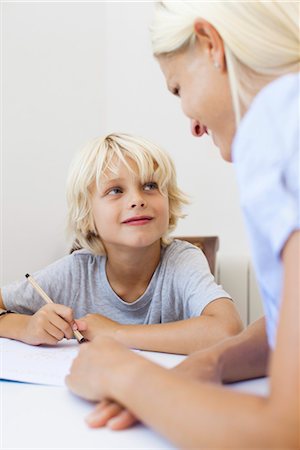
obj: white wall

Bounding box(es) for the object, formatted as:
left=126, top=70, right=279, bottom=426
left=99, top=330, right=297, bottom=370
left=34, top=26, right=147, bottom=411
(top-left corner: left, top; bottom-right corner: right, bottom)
left=2, top=2, right=255, bottom=317
left=2, top=2, right=108, bottom=283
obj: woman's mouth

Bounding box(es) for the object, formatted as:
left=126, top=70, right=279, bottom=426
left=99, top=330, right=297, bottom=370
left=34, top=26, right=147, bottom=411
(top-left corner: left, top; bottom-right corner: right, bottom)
left=190, top=120, right=208, bottom=137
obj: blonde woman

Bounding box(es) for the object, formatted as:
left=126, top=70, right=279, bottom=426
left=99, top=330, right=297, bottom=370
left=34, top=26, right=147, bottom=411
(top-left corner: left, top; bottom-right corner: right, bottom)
left=0, top=132, right=241, bottom=352
left=66, top=2, right=299, bottom=448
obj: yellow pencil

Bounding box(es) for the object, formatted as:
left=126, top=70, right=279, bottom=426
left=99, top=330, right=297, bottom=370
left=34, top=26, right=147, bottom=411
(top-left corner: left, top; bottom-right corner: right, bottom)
left=25, top=273, right=86, bottom=344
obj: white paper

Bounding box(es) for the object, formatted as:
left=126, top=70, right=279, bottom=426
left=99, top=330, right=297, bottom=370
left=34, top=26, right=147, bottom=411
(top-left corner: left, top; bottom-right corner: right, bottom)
left=0, top=338, right=185, bottom=387
left=0, top=338, right=79, bottom=386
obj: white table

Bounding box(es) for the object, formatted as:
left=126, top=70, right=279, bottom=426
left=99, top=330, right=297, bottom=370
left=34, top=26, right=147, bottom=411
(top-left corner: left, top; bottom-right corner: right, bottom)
left=0, top=348, right=269, bottom=450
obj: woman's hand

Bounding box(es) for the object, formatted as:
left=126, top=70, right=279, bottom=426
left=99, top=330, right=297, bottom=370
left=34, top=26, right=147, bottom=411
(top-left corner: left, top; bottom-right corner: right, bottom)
left=170, top=347, right=223, bottom=383
left=66, top=336, right=143, bottom=402
left=85, top=400, right=138, bottom=430
left=21, top=303, right=75, bottom=345
left=74, top=314, right=121, bottom=341
left=79, top=344, right=224, bottom=431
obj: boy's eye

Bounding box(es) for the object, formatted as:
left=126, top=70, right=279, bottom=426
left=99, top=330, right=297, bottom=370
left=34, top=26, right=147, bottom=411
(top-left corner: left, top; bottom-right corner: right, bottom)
left=107, top=187, right=123, bottom=195
left=143, top=182, right=158, bottom=191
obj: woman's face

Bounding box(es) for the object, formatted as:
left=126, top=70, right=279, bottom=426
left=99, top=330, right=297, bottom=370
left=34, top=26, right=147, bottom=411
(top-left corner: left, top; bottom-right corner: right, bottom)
left=158, top=41, right=236, bottom=162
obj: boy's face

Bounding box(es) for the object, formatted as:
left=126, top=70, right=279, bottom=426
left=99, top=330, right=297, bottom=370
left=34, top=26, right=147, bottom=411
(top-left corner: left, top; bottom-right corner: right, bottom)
left=90, top=157, right=170, bottom=253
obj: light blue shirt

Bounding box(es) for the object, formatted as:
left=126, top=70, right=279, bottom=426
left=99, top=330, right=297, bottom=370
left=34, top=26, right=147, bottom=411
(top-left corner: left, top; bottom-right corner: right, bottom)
left=233, top=73, right=300, bottom=349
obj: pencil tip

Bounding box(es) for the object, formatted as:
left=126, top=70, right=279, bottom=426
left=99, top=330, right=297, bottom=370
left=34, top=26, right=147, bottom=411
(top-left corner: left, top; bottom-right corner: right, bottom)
left=25, top=273, right=30, bottom=278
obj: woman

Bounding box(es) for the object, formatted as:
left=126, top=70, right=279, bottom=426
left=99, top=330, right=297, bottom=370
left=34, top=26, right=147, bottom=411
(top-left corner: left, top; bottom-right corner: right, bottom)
left=66, top=2, right=300, bottom=448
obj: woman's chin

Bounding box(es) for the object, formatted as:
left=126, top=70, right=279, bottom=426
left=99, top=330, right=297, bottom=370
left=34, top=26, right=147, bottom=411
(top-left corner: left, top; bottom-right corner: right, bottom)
left=219, top=145, right=233, bottom=162
left=212, top=133, right=232, bottom=162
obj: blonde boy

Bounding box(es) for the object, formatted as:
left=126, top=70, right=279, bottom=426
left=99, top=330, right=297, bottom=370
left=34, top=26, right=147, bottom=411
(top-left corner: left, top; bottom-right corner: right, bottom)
left=0, top=133, right=242, bottom=353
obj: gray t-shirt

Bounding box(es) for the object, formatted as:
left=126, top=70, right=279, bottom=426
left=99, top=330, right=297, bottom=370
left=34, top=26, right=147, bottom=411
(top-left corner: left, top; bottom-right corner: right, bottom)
left=2, top=240, right=231, bottom=324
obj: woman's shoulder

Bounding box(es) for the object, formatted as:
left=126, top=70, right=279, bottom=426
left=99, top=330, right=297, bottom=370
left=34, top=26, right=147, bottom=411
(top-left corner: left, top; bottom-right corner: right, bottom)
left=248, top=72, right=299, bottom=118
left=233, top=72, right=299, bottom=165
left=257, top=72, right=299, bottom=103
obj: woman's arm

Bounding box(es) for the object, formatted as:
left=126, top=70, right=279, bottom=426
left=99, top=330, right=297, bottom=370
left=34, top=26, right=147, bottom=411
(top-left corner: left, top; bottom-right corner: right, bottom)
left=67, top=230, right=299, bottom=448
left=76, top=297, right=243, bottom=354
left=173, top=315, right=269, bottom=382
left=79, top=315, right=268, bottom=430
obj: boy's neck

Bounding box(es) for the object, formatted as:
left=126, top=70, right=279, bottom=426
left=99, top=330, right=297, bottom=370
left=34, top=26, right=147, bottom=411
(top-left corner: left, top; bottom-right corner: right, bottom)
left=105, top=242, right=162, bottom=303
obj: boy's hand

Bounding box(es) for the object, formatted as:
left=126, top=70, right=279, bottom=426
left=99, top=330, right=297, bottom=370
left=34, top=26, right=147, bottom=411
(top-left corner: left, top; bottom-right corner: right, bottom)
left=74, top=314, right=121, bottom=341
left=21, top=303, right=75, bottom=345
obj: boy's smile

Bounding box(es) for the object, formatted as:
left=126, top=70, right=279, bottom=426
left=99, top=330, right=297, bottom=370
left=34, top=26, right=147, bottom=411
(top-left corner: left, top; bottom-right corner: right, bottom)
left=122, top=215, right=154, bottom=226
left=90, top=157, right=170, bottom=252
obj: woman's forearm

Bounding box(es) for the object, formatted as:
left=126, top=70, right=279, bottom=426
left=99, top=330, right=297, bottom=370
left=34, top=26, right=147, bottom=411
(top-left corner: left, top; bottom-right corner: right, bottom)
left=220, top=316, right=270, bottom=382
left=171, top=316, right=269, bottom=383
left=109, top=354, right=285, bottom=449
left=66, top=288, right=297, bottom=448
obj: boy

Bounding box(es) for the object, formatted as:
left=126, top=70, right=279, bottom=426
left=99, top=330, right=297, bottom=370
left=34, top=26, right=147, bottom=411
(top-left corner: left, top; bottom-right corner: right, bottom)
left=0, top=133, right=242, bottom=354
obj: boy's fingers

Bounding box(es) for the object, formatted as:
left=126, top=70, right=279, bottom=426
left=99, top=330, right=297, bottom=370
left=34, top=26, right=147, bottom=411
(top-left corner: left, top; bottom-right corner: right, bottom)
left=48, top=312, right=74, bottom=340
left=51, top=304, right=74, bottom=323
left=45, top=321, right=66, bottom=341
left=74, top=319, right=88, bottom=331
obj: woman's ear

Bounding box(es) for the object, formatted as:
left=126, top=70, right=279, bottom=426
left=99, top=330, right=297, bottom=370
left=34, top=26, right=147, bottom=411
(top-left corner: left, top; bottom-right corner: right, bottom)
left=194, top=19, right=226, bottom=72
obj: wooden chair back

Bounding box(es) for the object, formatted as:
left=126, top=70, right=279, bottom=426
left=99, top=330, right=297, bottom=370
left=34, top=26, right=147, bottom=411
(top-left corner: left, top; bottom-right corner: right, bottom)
left=174, top=236, right=219, bottom=275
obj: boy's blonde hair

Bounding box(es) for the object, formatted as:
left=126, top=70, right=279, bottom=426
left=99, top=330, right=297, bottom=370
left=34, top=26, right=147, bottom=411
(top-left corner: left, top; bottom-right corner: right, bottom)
left=151, top=1, right=300, bottom=123
left=66, top=133, right=188, bottom=254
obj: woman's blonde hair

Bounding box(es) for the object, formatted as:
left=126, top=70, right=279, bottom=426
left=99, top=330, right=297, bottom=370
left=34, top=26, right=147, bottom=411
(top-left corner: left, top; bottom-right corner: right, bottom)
left=66, top=132, right=188, bottom=254
left=151, top=1, right=300, bottom=122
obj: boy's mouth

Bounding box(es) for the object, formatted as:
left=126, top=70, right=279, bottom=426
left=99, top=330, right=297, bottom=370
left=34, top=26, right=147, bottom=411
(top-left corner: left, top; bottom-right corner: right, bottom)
left=122, top=216, right=153, bottom=225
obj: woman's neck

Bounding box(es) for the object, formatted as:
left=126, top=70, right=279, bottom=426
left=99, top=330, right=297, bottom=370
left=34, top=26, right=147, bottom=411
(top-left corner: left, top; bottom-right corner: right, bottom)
left=237, top=66, right=278, bottom=118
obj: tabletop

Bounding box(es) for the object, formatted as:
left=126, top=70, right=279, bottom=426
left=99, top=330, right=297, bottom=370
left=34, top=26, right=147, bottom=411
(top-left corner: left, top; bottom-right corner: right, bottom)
left=0, top=342, right=269, bottom=450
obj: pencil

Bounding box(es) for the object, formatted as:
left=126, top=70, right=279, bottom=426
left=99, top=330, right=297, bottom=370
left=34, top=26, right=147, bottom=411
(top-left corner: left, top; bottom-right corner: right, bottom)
left=25, top=273, right=86, bottom=344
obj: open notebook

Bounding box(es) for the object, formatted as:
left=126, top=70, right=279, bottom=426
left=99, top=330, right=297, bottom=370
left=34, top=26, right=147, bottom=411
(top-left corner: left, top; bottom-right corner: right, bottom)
left=0, top=338, right=185, bottom=387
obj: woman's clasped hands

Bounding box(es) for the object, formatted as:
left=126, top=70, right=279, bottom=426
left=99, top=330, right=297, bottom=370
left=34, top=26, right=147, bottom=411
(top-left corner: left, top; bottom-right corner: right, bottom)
left=66, top=336, right=224, bottom=430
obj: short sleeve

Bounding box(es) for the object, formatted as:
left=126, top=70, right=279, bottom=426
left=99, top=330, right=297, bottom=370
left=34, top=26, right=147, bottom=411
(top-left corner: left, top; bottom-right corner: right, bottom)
left=232, top=73, right=300, bottom=349
left=233, top=73, right=300, bottom=257
left=1, top=254, right=79, bottom=314
left=171, top=243, right=231, bottom=318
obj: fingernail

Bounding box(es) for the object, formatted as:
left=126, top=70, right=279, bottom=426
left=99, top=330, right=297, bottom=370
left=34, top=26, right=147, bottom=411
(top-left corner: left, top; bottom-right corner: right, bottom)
left=107, top=417, right=119, bottom=428
left=86, top=410, right=102, bottom=424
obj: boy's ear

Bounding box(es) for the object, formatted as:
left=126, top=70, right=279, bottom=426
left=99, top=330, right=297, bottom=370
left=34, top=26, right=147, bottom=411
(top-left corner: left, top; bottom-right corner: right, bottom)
left=193, top=19, right=226, bottom=71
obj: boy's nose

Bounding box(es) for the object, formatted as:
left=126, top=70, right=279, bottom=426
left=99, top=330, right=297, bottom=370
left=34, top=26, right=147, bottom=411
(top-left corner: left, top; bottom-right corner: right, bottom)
left=130, top=200, right=145, bottom=208
left=128, top=188, right=147, bottom=209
